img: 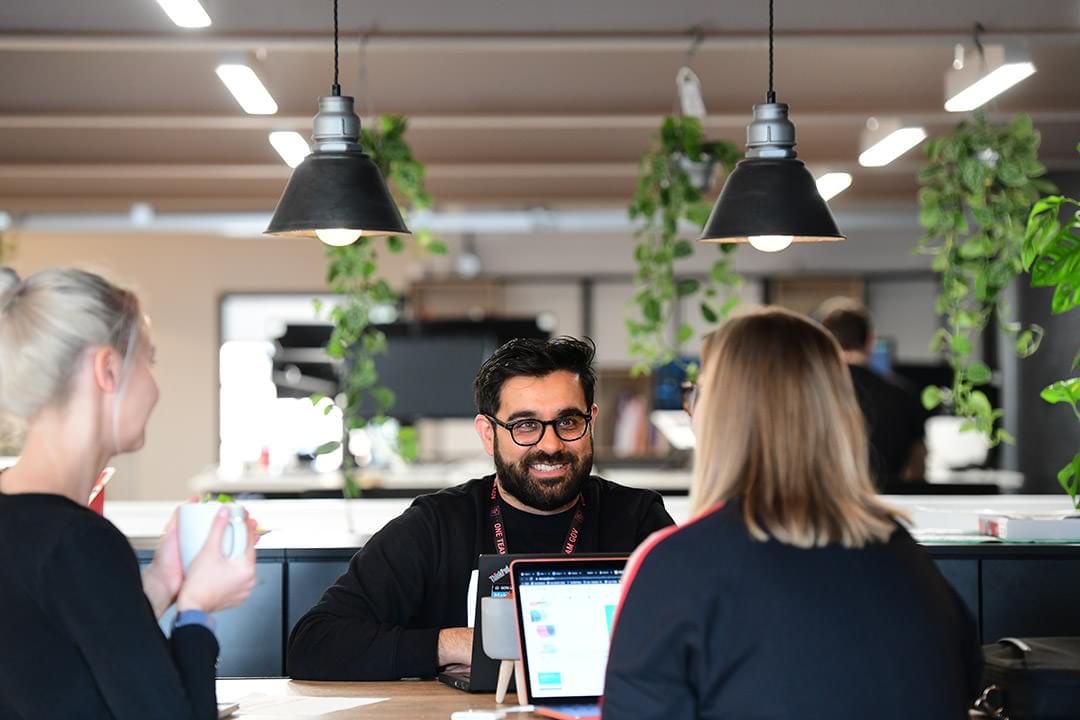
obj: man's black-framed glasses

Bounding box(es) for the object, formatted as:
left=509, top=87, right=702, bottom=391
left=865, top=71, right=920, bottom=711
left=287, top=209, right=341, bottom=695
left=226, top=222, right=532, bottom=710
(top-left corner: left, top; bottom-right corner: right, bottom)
left=485, top=412, right=593, bottom=447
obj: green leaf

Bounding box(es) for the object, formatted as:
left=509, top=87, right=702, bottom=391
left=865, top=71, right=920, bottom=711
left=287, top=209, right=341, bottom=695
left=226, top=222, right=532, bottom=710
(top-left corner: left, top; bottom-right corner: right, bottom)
left=700, top=302, right=718, bottom=324
left=950, top=335, right=973, bottom=356
left=921, top=385, right=943, bottom=411
left=1057, top=452, right=1080, bottom=507
left=386, top=235, right=405, bottom=253
left=719, top=296, right=740, bottom=318
left=676, top=323, right=694, bottom=344
left=1015, top=330, right=1037, bottom=356
left=1040, top=378, right=1080, bottom=406
left=1071, top=347, right=1080, bottom=371
left=642, top=297, right=662, bottom=323
left=968, top=390, right=993, bottom=418
left=426, top=241, right=449, bottom=255
left=370, top=386, right=396, bottom=411
left=672, top=239, right=694, bottom=258
left=675, top=278, right=700, bottom=297
left=314, top=440, right=342, bottom=456
left=967, top=362, right=992, bottom=385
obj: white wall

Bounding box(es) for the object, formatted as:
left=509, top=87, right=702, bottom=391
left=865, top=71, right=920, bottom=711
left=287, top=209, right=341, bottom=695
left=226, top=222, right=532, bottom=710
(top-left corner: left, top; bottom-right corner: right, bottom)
left=6, top=232, right=414, bottom=500
left=867, top=278, right=941, bottom=363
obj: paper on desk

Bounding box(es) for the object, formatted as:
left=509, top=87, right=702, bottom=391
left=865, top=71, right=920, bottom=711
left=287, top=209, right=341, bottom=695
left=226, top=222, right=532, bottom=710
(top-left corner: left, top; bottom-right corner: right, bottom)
left=234, top=693, right=387, bottom=716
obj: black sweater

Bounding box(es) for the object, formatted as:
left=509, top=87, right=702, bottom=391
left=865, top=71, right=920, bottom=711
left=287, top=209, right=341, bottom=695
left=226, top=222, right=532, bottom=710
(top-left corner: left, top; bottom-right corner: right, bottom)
left=0, top=493, right=219, bottom=720
left=287, top=474, right=673, bottom=681
left=602, top=500, right=983, bottom=720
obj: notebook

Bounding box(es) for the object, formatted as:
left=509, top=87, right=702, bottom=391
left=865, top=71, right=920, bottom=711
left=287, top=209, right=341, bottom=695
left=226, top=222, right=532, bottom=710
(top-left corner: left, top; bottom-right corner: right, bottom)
left=510, top=557, right=627, bottom=720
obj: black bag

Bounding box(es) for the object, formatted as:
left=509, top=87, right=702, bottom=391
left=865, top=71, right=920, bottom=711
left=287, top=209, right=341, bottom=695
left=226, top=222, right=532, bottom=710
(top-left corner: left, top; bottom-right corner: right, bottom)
left=975, top=637, right=1080, bottom=719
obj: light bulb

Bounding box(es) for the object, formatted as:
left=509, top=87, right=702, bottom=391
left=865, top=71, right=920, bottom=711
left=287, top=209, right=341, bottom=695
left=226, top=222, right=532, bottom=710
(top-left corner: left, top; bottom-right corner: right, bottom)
left=316, top=229, right=361, bottom=247
left=748, top=235, right=794, bottom=253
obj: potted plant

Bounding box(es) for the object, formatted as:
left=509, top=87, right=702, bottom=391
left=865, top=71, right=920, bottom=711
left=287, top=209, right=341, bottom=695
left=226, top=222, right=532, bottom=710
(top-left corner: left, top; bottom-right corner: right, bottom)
left=1022, top=144, right=1080, bottom=508
left=314, top=116, right=444, bottom=515
left=917, top=112, right=1053, bottom=447
left=627, top=115, right=742, bottom=379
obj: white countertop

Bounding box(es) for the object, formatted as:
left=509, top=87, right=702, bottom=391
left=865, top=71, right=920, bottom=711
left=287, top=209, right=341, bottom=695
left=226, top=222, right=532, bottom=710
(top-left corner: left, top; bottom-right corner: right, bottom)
left=105, top=494, right=1079, bottom=550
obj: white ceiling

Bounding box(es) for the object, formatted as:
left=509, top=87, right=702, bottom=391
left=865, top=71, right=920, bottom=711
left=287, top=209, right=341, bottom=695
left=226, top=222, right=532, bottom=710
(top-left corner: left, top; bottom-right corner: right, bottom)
left=0, top=0, right=1078, bottom=217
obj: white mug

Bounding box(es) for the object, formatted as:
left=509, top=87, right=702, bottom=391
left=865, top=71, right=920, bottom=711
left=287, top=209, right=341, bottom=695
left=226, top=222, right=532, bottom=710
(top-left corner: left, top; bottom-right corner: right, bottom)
left=178, top=502, right=248, bottom=572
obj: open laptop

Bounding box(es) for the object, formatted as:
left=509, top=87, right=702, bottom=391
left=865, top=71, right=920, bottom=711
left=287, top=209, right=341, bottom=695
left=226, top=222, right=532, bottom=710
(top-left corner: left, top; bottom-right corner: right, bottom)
left=438, top=553, right=625, bottom=694
left=510, top=557, right=627, bottom=720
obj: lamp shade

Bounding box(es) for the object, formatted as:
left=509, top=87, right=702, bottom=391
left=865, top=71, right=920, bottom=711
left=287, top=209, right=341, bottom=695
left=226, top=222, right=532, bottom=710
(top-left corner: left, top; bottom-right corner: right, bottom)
left=265, top=94, right=410, bottom=239
left=699, top=157, right=844, bottom=243
left=700, top=101, right=844, bottom=244
left=265, top=151, right=410, bottom=237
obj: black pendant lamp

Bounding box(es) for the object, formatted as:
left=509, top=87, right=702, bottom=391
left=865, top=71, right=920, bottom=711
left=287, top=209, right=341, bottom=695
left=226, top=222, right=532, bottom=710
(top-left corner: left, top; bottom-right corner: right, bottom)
left=699, top=0, right=843, bottom=252
left=265, top=0, right=409, bottom=245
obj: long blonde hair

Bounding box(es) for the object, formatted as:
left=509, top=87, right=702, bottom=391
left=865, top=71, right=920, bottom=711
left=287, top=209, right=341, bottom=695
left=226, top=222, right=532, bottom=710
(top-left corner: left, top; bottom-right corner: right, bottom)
left=690, top=306, right=904, bottom=548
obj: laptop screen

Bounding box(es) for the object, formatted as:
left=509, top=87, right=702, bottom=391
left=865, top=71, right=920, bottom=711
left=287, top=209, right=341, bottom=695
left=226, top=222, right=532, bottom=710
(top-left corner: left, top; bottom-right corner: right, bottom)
left=513, top=560, right=625, bottom=701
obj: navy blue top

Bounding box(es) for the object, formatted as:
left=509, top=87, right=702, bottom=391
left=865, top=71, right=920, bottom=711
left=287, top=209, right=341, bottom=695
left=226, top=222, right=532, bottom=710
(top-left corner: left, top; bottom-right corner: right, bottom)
left=603, top=499, right=982, bottom=720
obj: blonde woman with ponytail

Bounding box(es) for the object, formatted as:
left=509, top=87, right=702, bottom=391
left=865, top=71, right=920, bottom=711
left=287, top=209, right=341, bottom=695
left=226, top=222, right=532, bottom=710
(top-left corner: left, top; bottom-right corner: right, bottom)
left=603, top=307, right=982, bottom=720
left=0, top=267, right=258, bottom=720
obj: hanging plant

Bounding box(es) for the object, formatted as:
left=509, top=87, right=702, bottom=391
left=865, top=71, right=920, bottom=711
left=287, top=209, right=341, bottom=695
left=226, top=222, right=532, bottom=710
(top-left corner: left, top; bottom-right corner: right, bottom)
left=627, top=115, right=742, bottom=378
left=314, top=115, right=445, bottom=496
left=917, top=111, right=1054, bottom=444
left=1023, top=144, right=1080, bottom=508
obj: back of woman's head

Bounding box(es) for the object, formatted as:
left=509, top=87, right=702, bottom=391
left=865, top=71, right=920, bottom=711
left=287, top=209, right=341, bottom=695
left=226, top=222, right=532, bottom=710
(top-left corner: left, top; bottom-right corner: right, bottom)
left=690, top=306, right=901, bottom=548
left=0, top=267, right=142, bottom=421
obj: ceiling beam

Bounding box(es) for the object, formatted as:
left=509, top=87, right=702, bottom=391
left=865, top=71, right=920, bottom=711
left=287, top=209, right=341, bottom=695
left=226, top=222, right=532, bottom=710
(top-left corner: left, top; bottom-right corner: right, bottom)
left=1, top=29, right=1080, bottom=53
left=1, top=111, right=1079, bottom=132
left=0, top=160, right=1036, bottom=182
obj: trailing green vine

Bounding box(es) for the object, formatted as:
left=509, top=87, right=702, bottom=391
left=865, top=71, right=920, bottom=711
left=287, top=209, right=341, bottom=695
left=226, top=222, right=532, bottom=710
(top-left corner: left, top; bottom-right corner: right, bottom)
left=917, top=112, right=1053, bottom=445
left=627, top=115, right=742, bottom=378
left=315, top=116, right=445, bottom=495
left=1023, top=144, right=1080, bottom=508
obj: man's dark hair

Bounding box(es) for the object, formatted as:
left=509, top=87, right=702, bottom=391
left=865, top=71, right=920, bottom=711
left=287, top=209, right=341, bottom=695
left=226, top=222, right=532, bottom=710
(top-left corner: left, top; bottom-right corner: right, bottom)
left=473, top=336, right=597, bottom=416
left=821, top=301, right=872, bottom=351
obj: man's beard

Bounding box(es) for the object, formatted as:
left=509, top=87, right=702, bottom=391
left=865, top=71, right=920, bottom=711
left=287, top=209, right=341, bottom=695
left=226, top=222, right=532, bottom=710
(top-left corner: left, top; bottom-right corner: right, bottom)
left=493, top=436, right=592, bottom=511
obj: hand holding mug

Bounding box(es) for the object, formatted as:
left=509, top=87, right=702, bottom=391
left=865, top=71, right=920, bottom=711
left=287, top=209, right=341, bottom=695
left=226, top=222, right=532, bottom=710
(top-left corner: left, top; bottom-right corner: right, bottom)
left=176, top=504, right=258, bottom=614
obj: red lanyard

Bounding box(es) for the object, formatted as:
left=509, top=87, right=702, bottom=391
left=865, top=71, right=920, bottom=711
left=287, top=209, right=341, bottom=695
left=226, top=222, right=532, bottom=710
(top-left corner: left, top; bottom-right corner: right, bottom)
left=489, top=478, right=585, bottom=556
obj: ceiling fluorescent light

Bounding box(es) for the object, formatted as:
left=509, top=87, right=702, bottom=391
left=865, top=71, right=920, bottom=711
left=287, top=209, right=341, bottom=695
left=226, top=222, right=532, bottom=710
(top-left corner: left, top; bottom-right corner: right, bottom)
left=153, top=0, right=211, bottom=28
left=815, top=172, right=852, bottom=202
left=858, top=119, right=926, bottom=168
left=945, top=44, right=1036, bottom=113
left=269, top=131, right=311, bottom=169
left=215, top=63, right=278, bottom=115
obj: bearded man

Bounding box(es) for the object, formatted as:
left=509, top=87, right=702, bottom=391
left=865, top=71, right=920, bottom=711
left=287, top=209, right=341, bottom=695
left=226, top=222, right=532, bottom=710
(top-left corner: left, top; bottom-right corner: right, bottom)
left=287, top=337, right=673, bottom=681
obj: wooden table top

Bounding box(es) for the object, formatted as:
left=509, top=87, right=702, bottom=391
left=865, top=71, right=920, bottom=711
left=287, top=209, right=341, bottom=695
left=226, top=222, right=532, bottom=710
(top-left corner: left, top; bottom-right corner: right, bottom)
left=217, top=678, right=543, bottom=719
left=216, top=678, right=989, bottom=719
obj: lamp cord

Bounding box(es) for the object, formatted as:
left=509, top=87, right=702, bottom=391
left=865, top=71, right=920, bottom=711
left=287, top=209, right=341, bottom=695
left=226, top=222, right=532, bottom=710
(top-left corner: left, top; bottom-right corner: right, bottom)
left=767, top=0, right=776, bottom=103
left=332, top=0, right=341, bottom=96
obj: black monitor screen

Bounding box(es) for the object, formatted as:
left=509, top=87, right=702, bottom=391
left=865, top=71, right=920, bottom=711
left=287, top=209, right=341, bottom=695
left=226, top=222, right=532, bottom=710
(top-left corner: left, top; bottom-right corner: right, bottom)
left=273, top=319, right=549, bottom=419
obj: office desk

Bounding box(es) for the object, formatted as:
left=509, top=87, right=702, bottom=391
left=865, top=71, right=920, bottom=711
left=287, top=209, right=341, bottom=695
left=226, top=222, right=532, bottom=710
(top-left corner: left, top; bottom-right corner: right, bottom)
left=215, top=679, right=988, bottom=719
left=217, top=678, right=532, bottom=719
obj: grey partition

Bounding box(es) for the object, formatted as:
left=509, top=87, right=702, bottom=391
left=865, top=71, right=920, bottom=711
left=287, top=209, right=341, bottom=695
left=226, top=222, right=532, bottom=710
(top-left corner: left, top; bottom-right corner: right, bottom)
left=286, top=557, right=353, bottom=635
left=216, top=559, right=284, bottom=676
left=139, top=551, right=285, bottom=677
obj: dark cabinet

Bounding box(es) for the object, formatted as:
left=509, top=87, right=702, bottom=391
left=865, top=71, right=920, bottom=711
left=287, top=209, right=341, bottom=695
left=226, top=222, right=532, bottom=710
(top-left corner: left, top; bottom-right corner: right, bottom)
left=981, top=558, right=1080, bottom=642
